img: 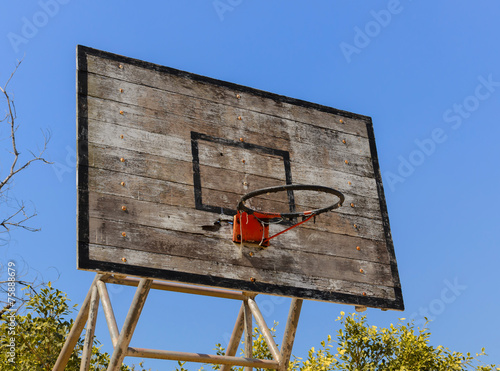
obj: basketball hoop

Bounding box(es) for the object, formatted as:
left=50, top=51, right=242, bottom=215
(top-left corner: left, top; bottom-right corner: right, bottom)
left=232, top=184, right=344, bottom=247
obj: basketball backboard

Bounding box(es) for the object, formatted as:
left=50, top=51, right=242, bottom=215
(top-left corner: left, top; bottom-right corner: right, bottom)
left=77, top=45, right=403, bottom=310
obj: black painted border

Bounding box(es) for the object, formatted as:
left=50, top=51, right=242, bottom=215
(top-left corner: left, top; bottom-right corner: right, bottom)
left=76, top=45, right=404, bottom=311
left=190, top=131, right=294, bottom=216
left=77, top=45, right=90, bottom=270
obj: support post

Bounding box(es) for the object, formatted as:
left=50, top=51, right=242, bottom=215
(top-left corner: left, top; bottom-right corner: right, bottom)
left=247, top=298, right=281, bottom=363
left=80, top=284, right=100, bottom=371
left=97, top=280, right=120, bottom=347
left=106, top=278, right=152, bottom=371
left=220, top=303, right=245, bottom=371
left=278, top=298, right=303, bottom=371
left=52, top=274, right=100, bottom=371
left=243, top=299, right=253, bottom=371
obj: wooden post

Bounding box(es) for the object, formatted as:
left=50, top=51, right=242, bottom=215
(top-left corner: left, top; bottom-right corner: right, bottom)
left=106, top=278, right=152, bottom=371
left=52, top=274, right=100, bottom=371
left=243, top=299, right=253, bottom=371
left=247, top=298, right=281, bottom=363
left=80, top=285, right=100, bottom=370
left=220, top=303, right=245, bottom=371
left=97, top=280, right=120, bottom=347
left=278, top=299, right=303, bottom=371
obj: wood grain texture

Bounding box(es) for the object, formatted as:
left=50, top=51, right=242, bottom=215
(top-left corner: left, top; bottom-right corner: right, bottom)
left=77, top=46, right=403, bottom=310
left=83, top=54, right=370, bottom=138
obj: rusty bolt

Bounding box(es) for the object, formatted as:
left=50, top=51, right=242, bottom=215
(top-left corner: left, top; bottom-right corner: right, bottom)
left=339, top=119, right=344, bottom=124
left=344, top=160, right=349, bottom=165
left=238, top=116, right=242, bottom=120
left=119, top=64, right=123, bottom=69
left=353, top=224, right=358, bottom=229
left=348, top=181, right=352, bottom=185
left=342, top=139, right=346, bottom=144
left=121, top=257, right=127, bottom=262
left=359, top=268, right=364, bottom=273
left=119, top=88, right=124, bottom=93
left=241, top=159, right=246, bottom=164
left=122, top=206, right=127, bottom=211
left=121, top=181, right=125, bottom=186
left=243, top=181, right=248, bottom=186
left=356, top=246, right=361, bottom=251
left=120, top=134, right=124, bottom=139
left=236, top=94, right=241, bottom=99
left=250, top=277, right=256, bottom=283
left=249, top=252, right=254, bottom=257
left=239, top=137, right=244, bottom=142
left=350, top=203, right=355, bottom=208
left=362, top=292, right=367, bottom=296
left=121, top=232, right=127, bottom=237
left=120, top=157, right=125, bottom=162
left=119, top=110, right=124, bottom=115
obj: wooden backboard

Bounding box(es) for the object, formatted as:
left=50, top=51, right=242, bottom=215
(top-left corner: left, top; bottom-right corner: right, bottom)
left=77, top=45, right=403, bottom=310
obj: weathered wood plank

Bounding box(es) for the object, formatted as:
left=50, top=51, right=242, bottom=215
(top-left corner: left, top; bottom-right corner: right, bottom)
left=84, top=55, right=370, bottom=138
left=87, top=243, right=395, bottom=301
left=84, top=95, right=373, bottom=159
left=87, top=191, right=386, bottom=242
left=89, top=218, right=393, bottom=285
left=85, top=153, right=383, bottom=221
left=83, top=100, right=375, bottom=180
left=85, top=118, right=379, bottom=198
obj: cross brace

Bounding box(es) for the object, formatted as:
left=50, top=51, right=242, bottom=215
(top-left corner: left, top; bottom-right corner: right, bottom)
left=51, top=274, right=303, bottom=371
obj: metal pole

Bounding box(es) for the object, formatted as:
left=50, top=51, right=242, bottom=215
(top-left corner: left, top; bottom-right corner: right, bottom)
left=247, top=298, right=281, bottom=363
left=106, top=278, right=152, bottom=371
left=220, top=303, right=245, bottom=371
left=80, top=285, right=100, bottom=371
left=52, top=274, right=100, bottom=371
left=96, top=280, right=120, bottom=348
left=243, top=299, right=253, bottom=371
left=278, top=298, right=303, bottom=371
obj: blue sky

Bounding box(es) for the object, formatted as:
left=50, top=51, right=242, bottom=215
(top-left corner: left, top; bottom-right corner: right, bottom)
left=1, top=1, right=499, bottom=369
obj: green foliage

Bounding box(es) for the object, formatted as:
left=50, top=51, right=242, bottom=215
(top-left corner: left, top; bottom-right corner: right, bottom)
left=1, top=283, right=498, bottom=371
left=206, top=313, right=498, bottom=371
left=0, top=283, right=149, bottom=371
left=296, top=312, right=499, bottom=371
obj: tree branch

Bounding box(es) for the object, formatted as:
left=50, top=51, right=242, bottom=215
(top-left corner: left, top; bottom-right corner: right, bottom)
left=0, top=59, right=52, bottom=236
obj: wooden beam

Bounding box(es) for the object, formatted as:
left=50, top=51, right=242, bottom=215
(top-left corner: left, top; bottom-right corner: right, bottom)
left=80, top=285, right=100, bottom=371
left=106, top=278, right=152, bottom=370
left=103, top=275, right=248, bottom=301
left=126, top=347, right=279, bottom=369
left=220, top=303, right=245, bottom=371
left=52, top=274, right=100, bottom=371
left=96, top=280, right=120, bottom=347
left=247, top=298, right=281, bottom=363
left=279, top=298, right=303, bottom=371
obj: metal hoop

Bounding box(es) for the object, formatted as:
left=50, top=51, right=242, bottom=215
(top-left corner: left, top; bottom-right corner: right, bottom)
left=237, top=184, right=345, bottom=219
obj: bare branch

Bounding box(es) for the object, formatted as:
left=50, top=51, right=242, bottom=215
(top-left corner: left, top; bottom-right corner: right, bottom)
left=0, top=59, right=52, bottom=236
